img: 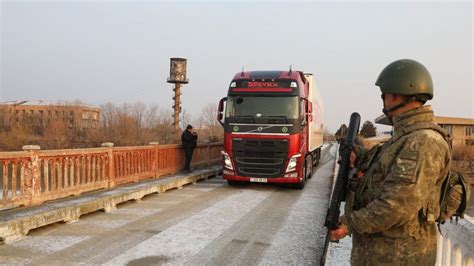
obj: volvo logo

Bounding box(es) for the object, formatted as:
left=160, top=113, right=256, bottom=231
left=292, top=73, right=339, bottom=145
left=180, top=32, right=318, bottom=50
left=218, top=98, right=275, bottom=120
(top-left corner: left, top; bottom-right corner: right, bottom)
left=233, top=126, right=239, bottom=132
left=257, top=127, right=263, bottom=132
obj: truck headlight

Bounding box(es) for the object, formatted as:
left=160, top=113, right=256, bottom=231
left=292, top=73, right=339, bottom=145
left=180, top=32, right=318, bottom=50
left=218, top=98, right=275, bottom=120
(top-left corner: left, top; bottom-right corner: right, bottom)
left=221, top=151, right=234, bottom=170
left=223, top=169, right=234, bottom=176
left=285, top=154, right=301, bottom=173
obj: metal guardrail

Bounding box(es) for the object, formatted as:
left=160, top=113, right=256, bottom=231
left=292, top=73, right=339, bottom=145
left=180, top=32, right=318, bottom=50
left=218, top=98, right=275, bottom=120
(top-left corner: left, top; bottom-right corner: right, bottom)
left=0, top=143, right=223, bottom=210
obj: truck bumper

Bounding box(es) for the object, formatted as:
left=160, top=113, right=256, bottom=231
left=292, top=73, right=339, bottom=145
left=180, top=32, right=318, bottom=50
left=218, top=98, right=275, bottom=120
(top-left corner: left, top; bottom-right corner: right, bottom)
left=223, top=174, right=303, bottom=184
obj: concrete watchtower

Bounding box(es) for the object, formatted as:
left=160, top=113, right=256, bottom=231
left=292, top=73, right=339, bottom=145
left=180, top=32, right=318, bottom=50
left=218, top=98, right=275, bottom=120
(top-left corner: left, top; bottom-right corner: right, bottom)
left=167, top=58, right=189, bottom=139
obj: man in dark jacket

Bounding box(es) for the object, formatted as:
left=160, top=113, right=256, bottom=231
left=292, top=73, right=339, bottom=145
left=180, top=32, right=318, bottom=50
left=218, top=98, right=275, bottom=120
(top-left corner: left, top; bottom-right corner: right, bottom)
left=181, top=124, right=198, bottom=173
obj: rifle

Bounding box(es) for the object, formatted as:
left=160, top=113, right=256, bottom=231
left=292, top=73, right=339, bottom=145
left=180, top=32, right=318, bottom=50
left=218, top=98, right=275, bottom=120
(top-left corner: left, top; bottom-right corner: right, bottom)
left=320, top=112, right=361, bottom=266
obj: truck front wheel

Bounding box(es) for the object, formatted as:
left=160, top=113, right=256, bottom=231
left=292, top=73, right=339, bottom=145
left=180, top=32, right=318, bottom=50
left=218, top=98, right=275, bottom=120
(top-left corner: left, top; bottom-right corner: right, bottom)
left=293, top=179, right=305, bottom=189
left=293, top=162, right=307, bottom=189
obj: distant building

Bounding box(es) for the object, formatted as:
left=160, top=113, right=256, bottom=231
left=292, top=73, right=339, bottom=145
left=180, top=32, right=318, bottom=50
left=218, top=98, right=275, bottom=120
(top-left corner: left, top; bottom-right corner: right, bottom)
left=0, top=100, right=101, bottom=130
left=373, top=114, right=474, bottom=152
left=435, top=116, right=474, bottom=149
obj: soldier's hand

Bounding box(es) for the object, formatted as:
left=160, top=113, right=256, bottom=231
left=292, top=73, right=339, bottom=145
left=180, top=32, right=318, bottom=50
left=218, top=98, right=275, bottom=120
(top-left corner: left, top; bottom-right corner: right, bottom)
left=350, top=151, right=356, bottom=168
left=330, top=224, right=349, bottom=241
left=337, top=151, right=357, bottom=168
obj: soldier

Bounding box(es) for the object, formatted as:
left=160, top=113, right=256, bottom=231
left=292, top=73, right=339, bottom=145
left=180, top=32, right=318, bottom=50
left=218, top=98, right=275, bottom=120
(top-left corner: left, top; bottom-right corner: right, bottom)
left=330, top=59, right=451, bottom=265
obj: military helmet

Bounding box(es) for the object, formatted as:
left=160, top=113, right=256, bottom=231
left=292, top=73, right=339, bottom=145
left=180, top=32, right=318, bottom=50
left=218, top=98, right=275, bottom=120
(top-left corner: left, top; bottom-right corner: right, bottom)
left=375, top=59, right=433, bottom=100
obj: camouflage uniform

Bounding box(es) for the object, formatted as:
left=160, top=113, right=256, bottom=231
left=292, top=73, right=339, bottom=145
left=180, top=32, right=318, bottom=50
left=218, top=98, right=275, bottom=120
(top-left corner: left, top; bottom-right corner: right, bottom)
left=340, top=105, right=451, bottom=266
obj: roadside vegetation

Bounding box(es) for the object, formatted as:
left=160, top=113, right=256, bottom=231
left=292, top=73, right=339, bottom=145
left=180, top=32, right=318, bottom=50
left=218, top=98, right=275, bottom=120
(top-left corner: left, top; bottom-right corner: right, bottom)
left=0, top=102, right=223, bottom=151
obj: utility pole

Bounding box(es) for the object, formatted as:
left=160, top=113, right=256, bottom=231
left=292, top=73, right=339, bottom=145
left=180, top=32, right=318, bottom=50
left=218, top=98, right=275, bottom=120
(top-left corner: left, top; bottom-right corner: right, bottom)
left=167, top=58, right=189, bottom=141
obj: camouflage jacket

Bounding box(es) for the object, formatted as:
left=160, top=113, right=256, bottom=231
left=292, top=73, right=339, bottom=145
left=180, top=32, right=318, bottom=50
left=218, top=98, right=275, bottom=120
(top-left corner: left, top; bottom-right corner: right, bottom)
left=340, top=106, right=451, bottom=265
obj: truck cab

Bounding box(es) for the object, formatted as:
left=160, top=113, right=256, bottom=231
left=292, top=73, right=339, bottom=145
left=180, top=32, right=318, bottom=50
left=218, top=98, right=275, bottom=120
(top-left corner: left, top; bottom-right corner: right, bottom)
left=217, top=70, right=324, bottom=188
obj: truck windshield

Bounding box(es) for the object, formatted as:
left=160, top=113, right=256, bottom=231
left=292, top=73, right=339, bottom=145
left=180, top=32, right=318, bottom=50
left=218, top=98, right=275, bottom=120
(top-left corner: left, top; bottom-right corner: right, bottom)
left=225, top=96, right=299, bottom=120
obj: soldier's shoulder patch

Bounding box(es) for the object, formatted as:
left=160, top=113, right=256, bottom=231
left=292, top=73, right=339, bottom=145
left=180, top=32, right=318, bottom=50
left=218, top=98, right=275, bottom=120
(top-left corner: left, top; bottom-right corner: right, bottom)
left=390, top=135, right=424, bottom=183
left=399, top=149, right=419, bottom=161
left=393, top=149, right=419, bottom=184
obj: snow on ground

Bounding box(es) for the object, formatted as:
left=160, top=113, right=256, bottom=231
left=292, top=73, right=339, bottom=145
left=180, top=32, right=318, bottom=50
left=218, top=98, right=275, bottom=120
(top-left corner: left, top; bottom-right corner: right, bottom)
left=259, top=145, right=336, bottom=265
left=11, top=235, right=90, bottom=254
left=325, top=202, right=352, bottom=266
left=103, top=190, right=271, bottom=265
left=325, top=143, right=351, bottom=266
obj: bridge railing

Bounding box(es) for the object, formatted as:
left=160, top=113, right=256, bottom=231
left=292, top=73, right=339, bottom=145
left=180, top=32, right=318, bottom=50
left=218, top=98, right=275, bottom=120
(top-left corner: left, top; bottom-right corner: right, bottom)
left=436, top=216, right=474, bottom=266
left=0, top=143, right=223, bottom=210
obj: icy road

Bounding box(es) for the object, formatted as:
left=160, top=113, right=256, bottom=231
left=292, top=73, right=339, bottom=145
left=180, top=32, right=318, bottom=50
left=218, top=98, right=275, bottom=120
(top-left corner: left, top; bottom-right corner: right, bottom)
left=0, top=144, right=337, bottom=265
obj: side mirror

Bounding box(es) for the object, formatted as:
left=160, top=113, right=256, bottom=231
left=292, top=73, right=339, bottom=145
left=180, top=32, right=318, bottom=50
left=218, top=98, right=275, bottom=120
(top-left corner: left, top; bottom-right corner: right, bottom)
left=217, top=97, right=227, bottom=126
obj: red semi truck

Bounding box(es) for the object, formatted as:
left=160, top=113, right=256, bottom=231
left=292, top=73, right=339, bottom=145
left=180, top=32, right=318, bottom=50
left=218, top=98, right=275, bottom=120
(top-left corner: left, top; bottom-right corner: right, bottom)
left=217, top=70, right=324, bottom=188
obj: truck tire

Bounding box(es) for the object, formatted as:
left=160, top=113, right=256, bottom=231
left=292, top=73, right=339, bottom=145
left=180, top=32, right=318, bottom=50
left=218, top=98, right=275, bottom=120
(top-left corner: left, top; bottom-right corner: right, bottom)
left=293, top=179, right=305, bottom=189
left=293, top=162, right=307, bottom=189
left=306, top=155, right=313, bottom=179
left=313, top=148, right=321, bottom=167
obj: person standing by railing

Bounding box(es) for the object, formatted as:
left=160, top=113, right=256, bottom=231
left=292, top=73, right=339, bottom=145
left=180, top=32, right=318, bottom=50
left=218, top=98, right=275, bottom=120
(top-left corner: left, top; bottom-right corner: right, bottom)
left=181, top=124, right=198, bottom=173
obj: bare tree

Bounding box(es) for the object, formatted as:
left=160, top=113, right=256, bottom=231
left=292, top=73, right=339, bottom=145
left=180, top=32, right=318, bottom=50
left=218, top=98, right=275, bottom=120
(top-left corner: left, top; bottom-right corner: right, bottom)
left=196, top=103, right=223, bottom=142
left=0, top=107, right=11, bottom=131
left=41, top=119, right=72, bottom=149
left=143, top=104, right=159, bottom=128
left=155, top=108, right=174, bottom=144
left=0, top=101, right=201, bottom=150
left=180, top=109, right=191, bottom=130
left=335, top=124, right=348, bottom=142
left=101, top=102, right=117, bottom=136
left=100, top=102, right=158, bottom=146
left=323, top=129, right=335, bottom=142
left=360, top=121, right=377, bottom=138
left=0, top=125, right=38, bottom=151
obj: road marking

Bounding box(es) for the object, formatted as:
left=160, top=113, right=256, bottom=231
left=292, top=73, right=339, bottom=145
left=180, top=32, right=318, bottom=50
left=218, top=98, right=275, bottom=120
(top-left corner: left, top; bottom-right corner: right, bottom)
left=103, top=190, right=271, bottom=265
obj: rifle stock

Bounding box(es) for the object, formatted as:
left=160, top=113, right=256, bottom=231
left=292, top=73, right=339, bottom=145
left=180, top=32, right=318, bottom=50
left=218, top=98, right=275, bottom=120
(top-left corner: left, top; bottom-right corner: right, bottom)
left=320, top=112, right=361, bottom=265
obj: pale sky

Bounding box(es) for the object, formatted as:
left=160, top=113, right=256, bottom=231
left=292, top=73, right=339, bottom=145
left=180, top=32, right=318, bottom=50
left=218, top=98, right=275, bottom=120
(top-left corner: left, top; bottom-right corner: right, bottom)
left=1, top=1, right=472, bottom=132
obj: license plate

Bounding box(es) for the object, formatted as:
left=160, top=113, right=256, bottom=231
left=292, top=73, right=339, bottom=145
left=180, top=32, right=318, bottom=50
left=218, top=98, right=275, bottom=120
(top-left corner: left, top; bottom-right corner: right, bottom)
left=250, top=177, right=267, bottom=183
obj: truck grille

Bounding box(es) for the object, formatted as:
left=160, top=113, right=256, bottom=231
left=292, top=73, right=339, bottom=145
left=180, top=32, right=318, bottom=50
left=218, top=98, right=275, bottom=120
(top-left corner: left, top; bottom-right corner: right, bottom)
left=232, top=139, right=288, bottom=178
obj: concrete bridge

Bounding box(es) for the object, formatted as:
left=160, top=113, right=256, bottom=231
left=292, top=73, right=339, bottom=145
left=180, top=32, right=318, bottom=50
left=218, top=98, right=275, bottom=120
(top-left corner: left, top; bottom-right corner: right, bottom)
left=0, top=143, right=472, bottom=265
